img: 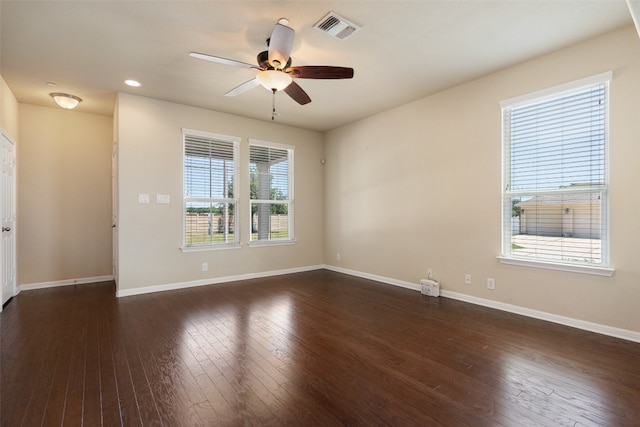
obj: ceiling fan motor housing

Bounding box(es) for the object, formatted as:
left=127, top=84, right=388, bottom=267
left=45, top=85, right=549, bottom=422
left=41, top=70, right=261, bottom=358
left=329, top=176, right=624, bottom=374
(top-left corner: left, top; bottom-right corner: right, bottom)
left=257, top=51, right=291, bottom=70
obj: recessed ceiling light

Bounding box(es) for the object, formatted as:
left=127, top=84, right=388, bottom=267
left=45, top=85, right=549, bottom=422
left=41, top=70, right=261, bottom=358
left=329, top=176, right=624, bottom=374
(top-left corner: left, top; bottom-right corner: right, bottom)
left=124, top=79, right=141, bottom=87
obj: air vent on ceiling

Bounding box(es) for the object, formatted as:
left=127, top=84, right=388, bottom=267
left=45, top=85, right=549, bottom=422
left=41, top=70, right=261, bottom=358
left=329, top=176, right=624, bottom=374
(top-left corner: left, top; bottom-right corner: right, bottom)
left=313, top=11, right=361, bottom=40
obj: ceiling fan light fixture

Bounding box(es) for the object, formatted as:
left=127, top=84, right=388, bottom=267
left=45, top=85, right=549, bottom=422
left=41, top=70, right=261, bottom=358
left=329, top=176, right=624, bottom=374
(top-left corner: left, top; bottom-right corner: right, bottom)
left=256, top=70, right=292, bottom=92
left=50, top=93, right=82, bottom=109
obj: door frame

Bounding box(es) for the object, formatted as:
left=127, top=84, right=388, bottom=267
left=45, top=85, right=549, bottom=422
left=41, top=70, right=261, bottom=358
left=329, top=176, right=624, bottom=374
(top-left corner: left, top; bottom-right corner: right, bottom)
left=0, top=129, right=17, bottom=311
left=112, top=140, right=118, bottom=287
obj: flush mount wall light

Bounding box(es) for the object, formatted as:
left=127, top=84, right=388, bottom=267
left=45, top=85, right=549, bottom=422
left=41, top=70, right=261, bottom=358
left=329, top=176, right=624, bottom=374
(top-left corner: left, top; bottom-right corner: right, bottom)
left=50, top=93, right=82, bottom=109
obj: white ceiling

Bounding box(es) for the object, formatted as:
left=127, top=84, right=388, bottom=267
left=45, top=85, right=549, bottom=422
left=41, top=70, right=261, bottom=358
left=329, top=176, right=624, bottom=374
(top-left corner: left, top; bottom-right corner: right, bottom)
left=0, top=1, right=633, bottom=132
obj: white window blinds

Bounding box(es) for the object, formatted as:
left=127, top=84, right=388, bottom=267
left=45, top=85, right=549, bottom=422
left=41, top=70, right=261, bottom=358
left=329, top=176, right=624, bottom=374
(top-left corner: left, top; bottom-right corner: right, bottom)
left=183, top=130, right=239, bottom=247
left=501, top=73, right=610, bottom=267
left=249, top=141, right=294, bottom=242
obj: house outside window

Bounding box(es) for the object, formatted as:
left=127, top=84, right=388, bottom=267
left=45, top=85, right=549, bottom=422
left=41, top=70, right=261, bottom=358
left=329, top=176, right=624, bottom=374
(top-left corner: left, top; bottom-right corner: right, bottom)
left=249, top=140, right=294, bottom=243
left=183, top=129, right=239, bottom=249
left=499, top=72, right=613, bottom=275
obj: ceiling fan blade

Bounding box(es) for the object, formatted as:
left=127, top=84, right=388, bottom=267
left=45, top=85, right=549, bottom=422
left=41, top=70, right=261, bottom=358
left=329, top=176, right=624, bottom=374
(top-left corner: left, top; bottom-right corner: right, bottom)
left=283, top=81, right=311, bottom=105
left=225, top=78, right=261, bottom=97
left=268, top=23, right=294, bottom=69
left=287, top=66, right=354, bottom=79
left=189, top=52, right=257, bottom=69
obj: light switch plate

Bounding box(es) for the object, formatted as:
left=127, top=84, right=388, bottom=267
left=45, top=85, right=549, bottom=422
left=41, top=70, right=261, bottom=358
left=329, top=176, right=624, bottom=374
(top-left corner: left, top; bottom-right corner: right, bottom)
left=138, top=193, right=149, bottom=204
left=156, top=194, right=170, bottom=204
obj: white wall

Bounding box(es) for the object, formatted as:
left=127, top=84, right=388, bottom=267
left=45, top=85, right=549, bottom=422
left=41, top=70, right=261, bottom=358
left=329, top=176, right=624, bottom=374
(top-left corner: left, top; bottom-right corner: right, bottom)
left=115, top=93, right=324, bottom=292
left=0, top=75, right=19, bottom=141
left=17, top=104, right=113, bottom=285
left=324, top=26, right=640, bottom=334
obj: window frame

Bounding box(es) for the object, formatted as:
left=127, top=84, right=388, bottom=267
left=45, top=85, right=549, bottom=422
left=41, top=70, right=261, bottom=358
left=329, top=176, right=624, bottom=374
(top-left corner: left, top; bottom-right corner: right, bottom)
left=498, top=72, right=614, bottom=276
left=248, top=139, right=295, bottom=246
left=182, top=129, right=240, bottom=251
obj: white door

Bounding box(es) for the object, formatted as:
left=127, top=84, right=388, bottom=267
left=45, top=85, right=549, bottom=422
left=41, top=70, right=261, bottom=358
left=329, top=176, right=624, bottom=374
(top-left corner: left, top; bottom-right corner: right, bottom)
left=1, top=130, right=16, bottom=307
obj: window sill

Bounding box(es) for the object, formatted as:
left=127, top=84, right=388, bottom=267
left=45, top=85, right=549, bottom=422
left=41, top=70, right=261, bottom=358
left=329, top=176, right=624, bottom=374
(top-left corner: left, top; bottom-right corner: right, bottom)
left=248, top=240, right=296, bottom=248
left=180, top=243, right=242, bottom=253
left=497, top=256, right=614, bottom=277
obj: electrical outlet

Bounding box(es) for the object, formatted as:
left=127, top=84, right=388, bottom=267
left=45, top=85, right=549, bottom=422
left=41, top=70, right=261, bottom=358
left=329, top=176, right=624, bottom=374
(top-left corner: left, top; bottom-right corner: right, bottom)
left=487, top=278, right=495, bottom=290
left=336, top=253, right=341, bottom=261
left=202, top=262, right=208, bottom=272
left=465, top=274, right=471, bottom=285
left=427, top=268, right=433, bottom=279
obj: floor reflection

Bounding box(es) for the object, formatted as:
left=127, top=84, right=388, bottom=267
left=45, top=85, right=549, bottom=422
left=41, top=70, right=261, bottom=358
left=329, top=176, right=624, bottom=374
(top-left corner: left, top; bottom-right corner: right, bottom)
left=498, top=346, right=617, bottom=426
left=179, top=291, right=295, bottom=424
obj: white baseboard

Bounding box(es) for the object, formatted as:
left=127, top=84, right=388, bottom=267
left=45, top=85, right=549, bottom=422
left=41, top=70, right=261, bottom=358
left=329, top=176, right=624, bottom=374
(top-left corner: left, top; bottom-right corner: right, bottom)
left=20, top=275, right=114, bottom=292
left=324, top=265, right=421, bottom=292
left=440, top=290, right=640, bottom=343
left=116, top=265, right=324, bottom=298
left=324, top=265, right=640, bottom=344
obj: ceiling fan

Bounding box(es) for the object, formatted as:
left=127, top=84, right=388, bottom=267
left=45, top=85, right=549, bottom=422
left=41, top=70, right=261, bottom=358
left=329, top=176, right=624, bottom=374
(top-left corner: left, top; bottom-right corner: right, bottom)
left=189, top=18, right=354, bottom=110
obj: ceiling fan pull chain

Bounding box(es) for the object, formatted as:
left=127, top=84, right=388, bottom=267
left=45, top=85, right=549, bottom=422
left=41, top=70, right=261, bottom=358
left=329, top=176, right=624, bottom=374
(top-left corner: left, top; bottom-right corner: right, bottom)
left=271, top=88, right=277, bottom=121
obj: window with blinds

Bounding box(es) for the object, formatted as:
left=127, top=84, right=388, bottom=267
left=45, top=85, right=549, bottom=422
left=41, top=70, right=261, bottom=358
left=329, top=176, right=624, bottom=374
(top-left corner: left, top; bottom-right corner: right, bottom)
left=501, top=73, right=611, bottom=269
left=249, top=141, right=294, bottom=242
left=183, top=130, right=239, bottom=248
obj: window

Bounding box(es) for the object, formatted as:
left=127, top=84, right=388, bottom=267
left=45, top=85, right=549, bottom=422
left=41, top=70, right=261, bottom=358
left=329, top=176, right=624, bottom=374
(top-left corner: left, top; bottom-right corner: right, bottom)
left=183, top=129, right=239, bottom=248
left=500, top=72, right=613, bottom=274
left=249, top=140, right=294, bottom=243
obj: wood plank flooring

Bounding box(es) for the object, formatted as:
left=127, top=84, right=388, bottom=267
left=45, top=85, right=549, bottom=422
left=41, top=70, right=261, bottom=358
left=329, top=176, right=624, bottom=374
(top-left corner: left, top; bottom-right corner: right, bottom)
left=1, top=269, right=639, bottom=426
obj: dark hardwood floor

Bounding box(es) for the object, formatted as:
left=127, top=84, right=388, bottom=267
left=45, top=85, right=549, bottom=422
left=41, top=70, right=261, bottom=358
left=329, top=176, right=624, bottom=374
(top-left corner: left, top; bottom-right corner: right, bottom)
left=1, top=269, right=639, bottom=426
